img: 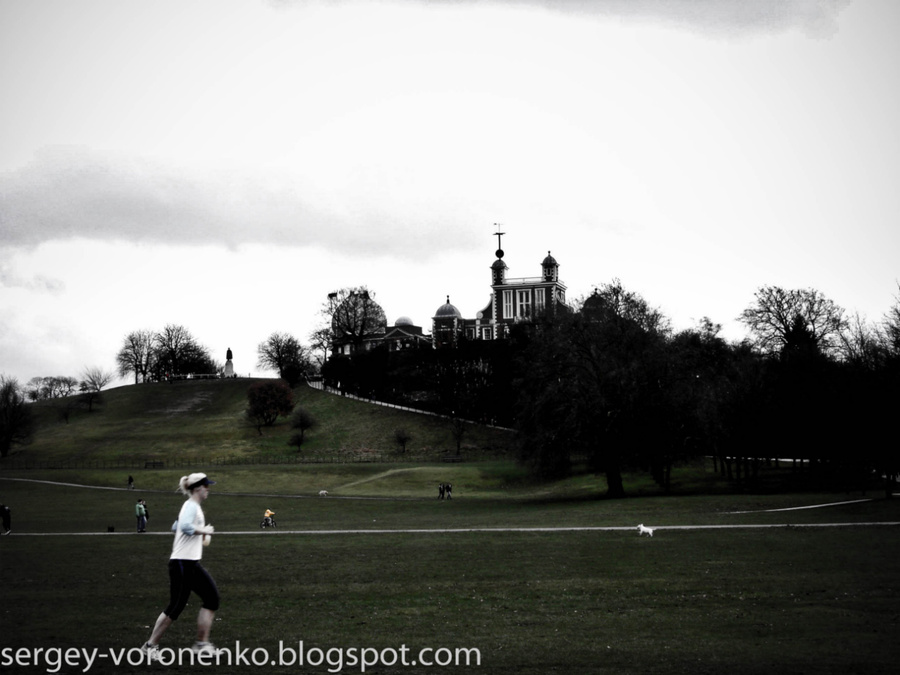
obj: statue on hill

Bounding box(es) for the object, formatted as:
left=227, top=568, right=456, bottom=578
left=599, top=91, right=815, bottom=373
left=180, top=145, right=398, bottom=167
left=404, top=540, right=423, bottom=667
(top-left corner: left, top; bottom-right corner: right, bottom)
left=224, top=348, right=234, bottom=378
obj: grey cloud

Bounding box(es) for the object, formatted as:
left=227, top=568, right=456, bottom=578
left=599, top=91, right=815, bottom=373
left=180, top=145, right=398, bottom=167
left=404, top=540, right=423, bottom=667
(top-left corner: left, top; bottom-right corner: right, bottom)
left=0, top=263, right=65, bottom=294
left=0, top=146, right=479, bottom=257
left=576, top=0, right=854, bottom=39
left=271, top=0, right=853, bottom=39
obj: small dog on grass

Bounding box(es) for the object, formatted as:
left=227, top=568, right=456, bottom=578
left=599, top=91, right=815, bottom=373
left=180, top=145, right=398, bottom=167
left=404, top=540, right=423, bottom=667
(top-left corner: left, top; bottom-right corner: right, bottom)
left=637, top=523, right=654, bottom=537
left=318, top=490, right=328, bottom=497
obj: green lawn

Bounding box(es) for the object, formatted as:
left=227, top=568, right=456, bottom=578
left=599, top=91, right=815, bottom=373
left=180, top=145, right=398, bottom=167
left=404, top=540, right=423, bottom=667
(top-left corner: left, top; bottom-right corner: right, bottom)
left=4, top=383, right=898, bottom=672
left=1, top=475, right=898, bottom=674
left=17, top=380, right=514, bottom=465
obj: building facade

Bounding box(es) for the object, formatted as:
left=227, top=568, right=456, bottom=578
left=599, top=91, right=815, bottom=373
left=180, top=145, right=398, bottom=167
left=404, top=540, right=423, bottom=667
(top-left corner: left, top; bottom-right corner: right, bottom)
left=432, top=240, right=567, bottom=347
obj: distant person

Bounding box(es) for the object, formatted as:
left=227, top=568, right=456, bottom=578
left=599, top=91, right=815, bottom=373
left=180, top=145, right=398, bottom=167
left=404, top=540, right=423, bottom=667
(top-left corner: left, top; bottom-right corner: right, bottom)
left=1, top=503, right=10, bottom=535
left=142, top=499, right=150, bottom=529
left=128, top=476, right=135, bottom=490
left=140, top=473, right=220, bottom=661
left=444, top=483, right=452, bottom=500
left=438, top=483, right=445, bottom=499
left=261, top=509, right=276, bottom=528
left=135, top=499, right=147, bottom=533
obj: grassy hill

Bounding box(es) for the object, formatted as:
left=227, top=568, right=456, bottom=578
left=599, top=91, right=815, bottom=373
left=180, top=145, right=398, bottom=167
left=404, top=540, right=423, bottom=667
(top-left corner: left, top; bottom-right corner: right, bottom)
left=10, top=378, right=515, bottom=467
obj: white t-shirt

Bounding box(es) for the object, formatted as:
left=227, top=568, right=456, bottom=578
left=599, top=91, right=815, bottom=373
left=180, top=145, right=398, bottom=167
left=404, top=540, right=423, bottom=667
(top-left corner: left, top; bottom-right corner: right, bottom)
left=170, top=499, right=206, bottom=561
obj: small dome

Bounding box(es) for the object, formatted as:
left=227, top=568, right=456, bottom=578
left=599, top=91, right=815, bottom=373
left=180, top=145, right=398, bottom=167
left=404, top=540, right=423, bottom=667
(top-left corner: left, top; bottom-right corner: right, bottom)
left=542, top=251, right=558, bottom=266
left=395, top=316, right=414, bottom=327
left=434, top=296, right=462, bottom=318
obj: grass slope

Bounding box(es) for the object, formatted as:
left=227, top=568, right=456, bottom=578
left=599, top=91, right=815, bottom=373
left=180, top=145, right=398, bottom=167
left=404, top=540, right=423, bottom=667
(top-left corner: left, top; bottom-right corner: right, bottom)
left=14, top=379, right=514, bottom=465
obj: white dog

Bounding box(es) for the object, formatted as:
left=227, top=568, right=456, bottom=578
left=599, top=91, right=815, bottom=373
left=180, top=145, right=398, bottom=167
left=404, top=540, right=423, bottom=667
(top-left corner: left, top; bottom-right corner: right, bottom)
left=637, top=523, right=654, bottom=537
left=318, top=490, right=328, bottom=497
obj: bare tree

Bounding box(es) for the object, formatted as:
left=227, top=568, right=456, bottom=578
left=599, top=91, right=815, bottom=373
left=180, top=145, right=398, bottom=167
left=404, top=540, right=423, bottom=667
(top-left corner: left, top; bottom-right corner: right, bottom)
left=738, top=286, right=847, bottom=359
left=116, top=330, right=155, bottom=383
left=25, top=376, right=79, bottom=400
left=839, top=312, right=881, bottom=368
left=449, top=415, right=467, bottom=456
left=877, top=283, right=900, bottom=358
left=257, top=332, right=312, bottom=384
left=79, top=367, right=114, bottom=412
left=308, top=327, right=332, bottom=370
left=321, top=287, right=386, bottom=355
left=152, top=324, right=215, bottom=378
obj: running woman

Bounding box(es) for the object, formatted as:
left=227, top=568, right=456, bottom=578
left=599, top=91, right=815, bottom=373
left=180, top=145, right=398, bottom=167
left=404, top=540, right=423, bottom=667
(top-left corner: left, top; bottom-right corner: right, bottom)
left=140, top=473, right=220, bottom=660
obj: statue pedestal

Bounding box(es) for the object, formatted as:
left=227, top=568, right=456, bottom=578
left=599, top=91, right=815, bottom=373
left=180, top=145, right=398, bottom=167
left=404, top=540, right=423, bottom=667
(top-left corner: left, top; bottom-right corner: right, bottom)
left=225, top=359, right=234, bottom=377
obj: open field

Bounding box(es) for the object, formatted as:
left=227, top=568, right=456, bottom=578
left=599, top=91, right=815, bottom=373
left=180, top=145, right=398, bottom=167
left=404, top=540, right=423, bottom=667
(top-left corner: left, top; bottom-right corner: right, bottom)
left=1, top=473, right=899, bottom=674
left=3, top=382, right=898, bottom=672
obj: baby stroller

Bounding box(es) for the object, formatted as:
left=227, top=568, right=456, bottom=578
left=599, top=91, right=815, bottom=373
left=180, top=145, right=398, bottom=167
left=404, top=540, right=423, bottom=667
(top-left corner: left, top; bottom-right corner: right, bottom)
left=260, top=509, right=276, bottom=529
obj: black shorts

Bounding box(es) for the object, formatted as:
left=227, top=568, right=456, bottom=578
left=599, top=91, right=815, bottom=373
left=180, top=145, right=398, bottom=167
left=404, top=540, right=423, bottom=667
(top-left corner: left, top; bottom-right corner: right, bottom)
left=164, top=559, right=220, bottom=620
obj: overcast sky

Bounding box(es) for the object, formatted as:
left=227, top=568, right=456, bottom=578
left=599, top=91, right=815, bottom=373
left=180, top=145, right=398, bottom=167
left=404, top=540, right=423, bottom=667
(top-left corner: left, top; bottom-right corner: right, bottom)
left=1, top=0, right=898, bottom=386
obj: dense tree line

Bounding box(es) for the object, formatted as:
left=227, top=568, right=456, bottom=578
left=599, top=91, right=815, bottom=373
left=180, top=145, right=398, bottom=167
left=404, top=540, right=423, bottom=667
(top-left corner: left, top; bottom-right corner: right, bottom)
left=19, top=368, right=115, bottom=422
left=319, top=281, right=899, bottom=498
left=321, top=338, right=518, bottom=426
left=116, top=324, right=218, bottom=382
left=515, top=281, right=900, bottom=497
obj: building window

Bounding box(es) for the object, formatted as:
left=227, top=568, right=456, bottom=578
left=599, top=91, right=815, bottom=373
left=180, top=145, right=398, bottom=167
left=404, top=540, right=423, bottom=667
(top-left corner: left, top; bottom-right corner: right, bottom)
left=503, top=290, right=513, bottom=320
left=517, top=289, right=531, bottom=318
left=535, top=288, right=545, bottom=314
left=481, top=326, right=493, bottom=340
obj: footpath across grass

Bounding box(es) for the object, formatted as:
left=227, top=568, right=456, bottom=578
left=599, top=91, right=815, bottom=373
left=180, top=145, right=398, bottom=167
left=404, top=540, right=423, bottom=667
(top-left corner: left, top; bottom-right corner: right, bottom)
left=1, top=475, right=899, bottom=674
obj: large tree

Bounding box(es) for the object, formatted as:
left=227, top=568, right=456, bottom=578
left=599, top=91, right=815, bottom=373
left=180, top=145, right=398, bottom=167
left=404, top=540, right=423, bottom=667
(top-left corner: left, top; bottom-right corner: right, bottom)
left=322, top=287, right=387, bottom=354
left=0, top=376, right=32, bottom=457
left=116, top=329, right=155, bottom=384
left=257, top=332, right=313, bottom=385
left=151, top=324, right=216, bottom=379
left=738, top=286, right=847, bottom=359
left=516, top=280, right=673, bottom=497
left=245, top=380, right=295, bottom=435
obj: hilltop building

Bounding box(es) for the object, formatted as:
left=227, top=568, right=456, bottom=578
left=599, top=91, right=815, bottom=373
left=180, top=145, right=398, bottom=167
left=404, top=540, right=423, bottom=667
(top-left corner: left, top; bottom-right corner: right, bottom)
left=329, top=234, right=566, bottom=355
left=330, top=292, right=430, bottom=356
left=432, top=234, right=567, bottom=348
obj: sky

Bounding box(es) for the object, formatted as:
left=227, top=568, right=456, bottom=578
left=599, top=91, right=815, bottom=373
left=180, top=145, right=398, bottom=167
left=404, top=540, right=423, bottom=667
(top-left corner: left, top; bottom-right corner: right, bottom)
left=1, top=0, right=898, bottom=386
